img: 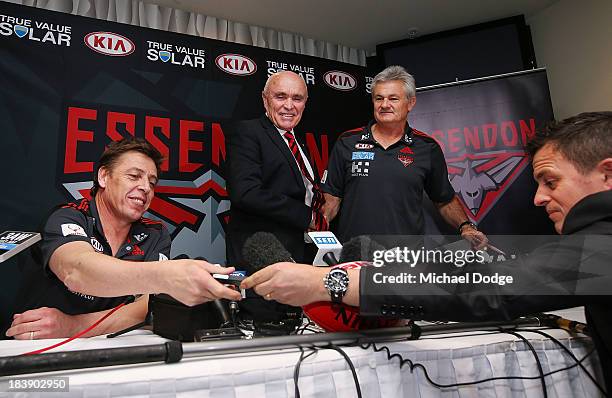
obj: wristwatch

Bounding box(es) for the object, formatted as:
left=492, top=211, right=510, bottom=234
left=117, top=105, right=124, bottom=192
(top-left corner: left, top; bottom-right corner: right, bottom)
left=324, top=267, right=349, bottom=304
left=458, top=220, right=477, bottom=234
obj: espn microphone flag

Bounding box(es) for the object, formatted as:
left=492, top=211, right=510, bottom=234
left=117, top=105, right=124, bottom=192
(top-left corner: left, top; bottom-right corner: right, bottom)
left=0, top=231, right=41, bottom=263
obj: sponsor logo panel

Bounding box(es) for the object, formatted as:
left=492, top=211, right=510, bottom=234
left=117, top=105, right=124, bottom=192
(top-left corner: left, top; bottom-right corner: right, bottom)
left=0, top=13, right=71, bottom=46
left=216, top=53, right=256, bottom=75
left=84, top=31, right=134, bottom=56
left=133, top=233, right=148, bottom=242
left=266, top=60, right=315, bottom=85
left=351, top=151, right=374, bottom=160
left=324, top=70, right=356, bottom=91
left=365, top=76, right=373, bottom=94
left=147, top=40, right=205, bottom=69
left=351, top=161, right=370, bottom=177
left=90, top=237, right=104, bottom=252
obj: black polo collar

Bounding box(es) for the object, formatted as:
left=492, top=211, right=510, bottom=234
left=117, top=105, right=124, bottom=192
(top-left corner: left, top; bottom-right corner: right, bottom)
left=360, top=120, right=414, bottom=146
left=90, top=196, right=150, bottom=243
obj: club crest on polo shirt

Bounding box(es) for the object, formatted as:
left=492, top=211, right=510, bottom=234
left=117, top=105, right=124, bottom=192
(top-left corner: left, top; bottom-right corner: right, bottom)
left=61, top=223, right=87, bottom=237
left=397, top=153, right=414, bottom=167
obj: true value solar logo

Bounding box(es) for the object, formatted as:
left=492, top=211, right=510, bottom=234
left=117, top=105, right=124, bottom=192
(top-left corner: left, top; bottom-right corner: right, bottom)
left=147, top=40, right=205, bottom=69
left=0, top=13, right=71, bottom=47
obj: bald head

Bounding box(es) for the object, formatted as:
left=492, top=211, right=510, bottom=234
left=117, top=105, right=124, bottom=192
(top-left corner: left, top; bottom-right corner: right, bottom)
left=262, top=71, right=308, bottom=131
left=263, top=71, right=307, bottom=96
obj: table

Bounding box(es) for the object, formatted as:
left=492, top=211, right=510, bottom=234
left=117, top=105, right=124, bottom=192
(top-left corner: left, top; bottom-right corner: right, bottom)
left=0, top=308, right=604, bottom=398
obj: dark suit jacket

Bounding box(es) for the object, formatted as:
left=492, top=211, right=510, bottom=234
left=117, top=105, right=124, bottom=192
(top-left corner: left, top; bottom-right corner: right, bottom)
left=360, top=190, right=612, bottom=390
left=225, top=116, right=317, bottom=324
left=225, top=115, right=315, bottom=266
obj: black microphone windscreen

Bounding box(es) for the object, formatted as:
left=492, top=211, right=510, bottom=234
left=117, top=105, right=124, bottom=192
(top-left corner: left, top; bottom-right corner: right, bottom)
left=172, top=254, right=190, bottom=260
left=242, top=232, right=293, bottom=274
left=322, top=252, right=339, bottom=266
left=339, top=235, right=386, bottom=263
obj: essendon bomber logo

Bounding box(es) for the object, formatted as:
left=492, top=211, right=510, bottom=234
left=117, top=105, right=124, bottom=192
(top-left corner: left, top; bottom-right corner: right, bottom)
left=58, top=106, right=230, bottom=260
left=84, top=32, right=135, bottom=56
left=429, top=119, right=537, bottom=222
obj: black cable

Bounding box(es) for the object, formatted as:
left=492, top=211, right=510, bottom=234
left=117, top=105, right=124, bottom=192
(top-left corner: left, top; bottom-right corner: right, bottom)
left=294, top=318, right=314, bottom=335
left=293, top=347, right=318, bottom=398
left=543, top=348, right=594, bottom=376
left=503, top=330, right=548, bottom=398
left=358, top=340, right=596, bottom=390
left=300, top=327, right=324, bottom=334
left=326, top=344, right=363, bottom=398
left=514, top=328, right=607, bottom=396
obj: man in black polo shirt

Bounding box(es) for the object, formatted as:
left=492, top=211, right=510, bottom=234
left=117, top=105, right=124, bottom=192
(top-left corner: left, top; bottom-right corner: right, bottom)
left=322, top=65, right=487, bottom=245
left=7, top=138, right=241, bottom=339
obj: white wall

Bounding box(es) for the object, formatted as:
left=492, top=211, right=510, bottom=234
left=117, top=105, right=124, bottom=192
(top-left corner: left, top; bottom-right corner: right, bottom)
left=528, top=0, right=612, bottom=119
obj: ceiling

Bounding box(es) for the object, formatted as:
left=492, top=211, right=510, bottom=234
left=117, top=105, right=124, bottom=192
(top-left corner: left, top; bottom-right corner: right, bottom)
left=143, top=0, right=559, bottom=53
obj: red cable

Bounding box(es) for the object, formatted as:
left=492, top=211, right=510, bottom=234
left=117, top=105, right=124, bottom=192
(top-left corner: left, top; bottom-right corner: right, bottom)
left=21, top=302, right=127, bottom=356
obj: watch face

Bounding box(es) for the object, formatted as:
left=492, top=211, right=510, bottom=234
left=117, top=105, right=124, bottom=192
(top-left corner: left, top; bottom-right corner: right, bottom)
left=326, top=269, right=349, bottom=293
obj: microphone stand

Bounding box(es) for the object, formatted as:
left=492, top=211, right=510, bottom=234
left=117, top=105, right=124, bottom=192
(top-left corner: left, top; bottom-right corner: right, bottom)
left=0, top=317, right=543, bottom=376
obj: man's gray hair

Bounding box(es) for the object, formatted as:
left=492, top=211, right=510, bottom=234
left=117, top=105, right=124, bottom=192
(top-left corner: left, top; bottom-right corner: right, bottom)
left=372, top=65, right=416, bottom=98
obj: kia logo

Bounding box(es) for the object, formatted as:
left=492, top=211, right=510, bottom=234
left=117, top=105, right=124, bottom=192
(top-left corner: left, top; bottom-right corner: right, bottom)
left=84, top=32, right=135, bottom=56
left=215, top=53, right=257, bottom=76
left=324, top=70, right=356, bottom=91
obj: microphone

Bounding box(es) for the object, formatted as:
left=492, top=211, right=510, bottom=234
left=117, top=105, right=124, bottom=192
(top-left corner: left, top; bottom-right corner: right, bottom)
left=241, top=232, right=302, bottom=334
left=148, top=254, right=240, bottom=340
left=339, top=235, right=386, bottom=263
left=322, top=252, right=339, bottom=266
left=242, top=232, right=294, bottom=273
left=306, top=231, right=342, bottom=266
left=192, top=256, right=237, bottom=327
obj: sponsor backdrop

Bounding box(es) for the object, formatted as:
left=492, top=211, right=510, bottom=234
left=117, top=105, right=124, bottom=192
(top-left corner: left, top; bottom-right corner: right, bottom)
left=0, top=2, right=370, bottom=266
left=410, top=70, right=555, bottom=235
left=0, top=2, right=553, bottom=272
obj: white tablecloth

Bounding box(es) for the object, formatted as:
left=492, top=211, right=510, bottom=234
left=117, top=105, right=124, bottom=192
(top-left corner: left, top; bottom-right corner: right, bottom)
left=0, top=308, right=604, bottom=398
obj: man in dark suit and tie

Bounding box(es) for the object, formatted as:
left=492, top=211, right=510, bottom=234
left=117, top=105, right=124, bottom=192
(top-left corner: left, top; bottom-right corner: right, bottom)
left=225, top=71, right=327, bottom=324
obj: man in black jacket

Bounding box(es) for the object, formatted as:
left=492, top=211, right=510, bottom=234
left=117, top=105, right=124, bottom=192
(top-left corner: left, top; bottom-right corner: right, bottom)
left=242, top=111, right=612, bottom=388
left=226, top=71, right=327, bottom=267
left=226, top=71, right=327, bottom=323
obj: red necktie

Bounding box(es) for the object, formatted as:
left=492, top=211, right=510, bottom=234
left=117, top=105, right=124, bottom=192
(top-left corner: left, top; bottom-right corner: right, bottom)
left=284, top=131, right=328, bottom=231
